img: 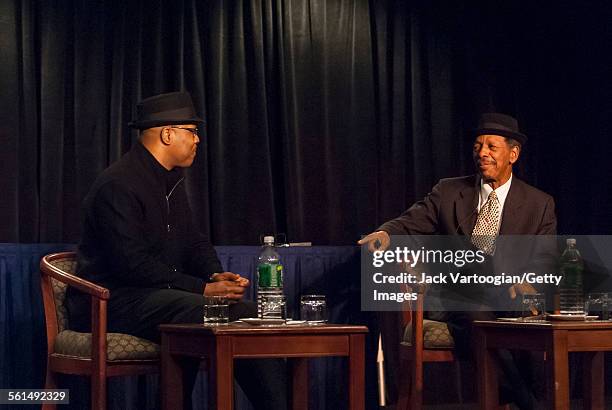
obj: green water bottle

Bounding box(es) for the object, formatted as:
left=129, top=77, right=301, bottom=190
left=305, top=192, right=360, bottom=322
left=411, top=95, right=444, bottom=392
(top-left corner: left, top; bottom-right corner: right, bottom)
left=559, top=238, right=585, bottom=315
left=257, top=236, right=284, bottom=318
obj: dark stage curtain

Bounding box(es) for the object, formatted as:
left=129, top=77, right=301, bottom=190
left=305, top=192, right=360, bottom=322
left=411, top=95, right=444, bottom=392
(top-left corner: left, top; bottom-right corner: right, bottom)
left=1, top=0, right=611, bottom=245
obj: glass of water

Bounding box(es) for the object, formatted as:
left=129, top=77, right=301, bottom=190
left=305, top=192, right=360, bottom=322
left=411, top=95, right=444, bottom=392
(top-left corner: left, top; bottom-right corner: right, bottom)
left=585, top=292, right=610, bottom=320
left=300, top=295, right=327, bottom=324
left=520, top=293, right=546, bottom=321
left=203, top=296, right=229, bottom=325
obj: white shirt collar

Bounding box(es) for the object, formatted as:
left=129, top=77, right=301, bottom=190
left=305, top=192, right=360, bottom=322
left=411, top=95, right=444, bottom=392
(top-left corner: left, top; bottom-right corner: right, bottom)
left=477, top=173, right=512, bottom=212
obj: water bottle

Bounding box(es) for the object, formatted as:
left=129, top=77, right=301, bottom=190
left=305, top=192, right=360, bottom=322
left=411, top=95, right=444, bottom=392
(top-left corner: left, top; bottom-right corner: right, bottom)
left=257, top=236, right=284, bottom=318
left=559, top=238, right=585, bottom=315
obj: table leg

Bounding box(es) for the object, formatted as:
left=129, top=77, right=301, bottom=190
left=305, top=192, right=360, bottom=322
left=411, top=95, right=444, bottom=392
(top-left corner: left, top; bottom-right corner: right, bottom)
left=547, top=330, right=569, bottom=410
left=290, top=358, right=308, bottom=410
left=209, top=335, right=234, bottom=410
left=475, top=327, right=498, bottom=410
left=161, top=334, right=183, bottom=410
left=348, top=334, right=365, bottom=410
left=582, top=351, right=604, bottom=410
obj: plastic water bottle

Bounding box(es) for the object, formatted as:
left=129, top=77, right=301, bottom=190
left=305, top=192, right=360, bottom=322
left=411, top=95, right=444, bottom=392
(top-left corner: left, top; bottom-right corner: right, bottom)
left=257, top=236, right=284, bottom=318
left=559, top=238, right=585, bottom=315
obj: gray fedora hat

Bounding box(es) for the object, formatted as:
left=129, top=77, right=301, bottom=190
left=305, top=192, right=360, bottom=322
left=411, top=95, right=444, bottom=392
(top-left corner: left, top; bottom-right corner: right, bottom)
left=474, top=113, right=527, bottom=145
left=129, top=91, right=204, bottom=129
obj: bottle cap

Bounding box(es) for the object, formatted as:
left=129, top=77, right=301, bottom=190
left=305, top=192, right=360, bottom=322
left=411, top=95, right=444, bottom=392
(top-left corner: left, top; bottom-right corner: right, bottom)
left=566, top=238, right=576, bottom=246
left=263, top=235, right=275, bottom=244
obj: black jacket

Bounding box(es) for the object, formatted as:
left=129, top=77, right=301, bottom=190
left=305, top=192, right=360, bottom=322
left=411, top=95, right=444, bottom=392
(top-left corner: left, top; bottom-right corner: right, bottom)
left=75, top=141, right=222, bottom=294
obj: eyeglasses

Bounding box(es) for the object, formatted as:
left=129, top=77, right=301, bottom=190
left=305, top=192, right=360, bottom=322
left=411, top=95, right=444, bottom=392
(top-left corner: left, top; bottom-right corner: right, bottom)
left=169, top=126, right=199, bottom=136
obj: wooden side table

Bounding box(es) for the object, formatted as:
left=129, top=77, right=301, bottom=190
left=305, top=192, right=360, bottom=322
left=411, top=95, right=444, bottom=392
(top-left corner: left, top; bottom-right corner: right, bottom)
left=159, top=323, right=368, bottom=410
left=474, top=320, right=612, bottom=410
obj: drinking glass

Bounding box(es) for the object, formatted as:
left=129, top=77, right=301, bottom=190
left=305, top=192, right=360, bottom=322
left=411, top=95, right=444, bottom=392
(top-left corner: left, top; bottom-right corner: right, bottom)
left=203, top=296, right=229, bottom=324
left=520, top=293, right=546, bottom=321
left=585, top=292, right=610, bottom=320
left=300, top=295, right=327, bottom=324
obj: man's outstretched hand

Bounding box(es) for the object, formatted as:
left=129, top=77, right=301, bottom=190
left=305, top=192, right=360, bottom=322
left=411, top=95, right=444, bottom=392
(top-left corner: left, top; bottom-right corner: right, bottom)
left=508, top=282, right=537, bottom=299
left=357, top=230, right=391, bottom=252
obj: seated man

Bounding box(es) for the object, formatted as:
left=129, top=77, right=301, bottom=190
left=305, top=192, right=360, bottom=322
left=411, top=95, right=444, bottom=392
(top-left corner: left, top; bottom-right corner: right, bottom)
left=67, top=91, right=287, bottom=410
left=359, top=113, right=556, bottom=409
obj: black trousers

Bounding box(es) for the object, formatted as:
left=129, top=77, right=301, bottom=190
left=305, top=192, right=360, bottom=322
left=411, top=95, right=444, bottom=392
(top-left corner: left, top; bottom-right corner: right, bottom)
left=67, top=287, right=288, bottom=410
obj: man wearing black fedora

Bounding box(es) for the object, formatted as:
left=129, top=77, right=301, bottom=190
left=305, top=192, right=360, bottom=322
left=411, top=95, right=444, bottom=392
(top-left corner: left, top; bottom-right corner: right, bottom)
left=359, top=113, right=557, bottom=409
left=67, top=91, right=287, bottom=409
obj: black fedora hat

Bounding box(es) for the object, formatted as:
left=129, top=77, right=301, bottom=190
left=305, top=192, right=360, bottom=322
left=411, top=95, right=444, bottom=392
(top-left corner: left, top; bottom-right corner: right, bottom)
left=129, top=91, right=204, bottom=129
left=474, top=113, right=527, bottom=145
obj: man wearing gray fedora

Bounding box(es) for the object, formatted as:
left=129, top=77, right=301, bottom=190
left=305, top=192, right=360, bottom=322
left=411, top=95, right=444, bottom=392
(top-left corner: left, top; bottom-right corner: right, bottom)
left=360, top=113, right=557, bottom=409
left=67, top=91, right=287, bottom=409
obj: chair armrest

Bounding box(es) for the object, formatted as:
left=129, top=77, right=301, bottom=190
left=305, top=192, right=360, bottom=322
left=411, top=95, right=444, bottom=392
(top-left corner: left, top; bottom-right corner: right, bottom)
left=91, top=296, right=109, bottom=367
left=400, top=283, right=426, bottom=353
left=40, top=253, right=110, bottom=300
left=41, top=252, right=110, bottom=366
left=399, top=283, right=426, bottom=327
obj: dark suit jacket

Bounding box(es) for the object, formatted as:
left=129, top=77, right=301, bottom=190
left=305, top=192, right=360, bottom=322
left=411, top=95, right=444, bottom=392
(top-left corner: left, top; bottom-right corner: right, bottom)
left=378, top=174, right=557, bottom=236
left=75, top=141, right=222, bottom=294
left=67, top=142, right=224, bottom=333
left=377, top=174, right=558, bottom=309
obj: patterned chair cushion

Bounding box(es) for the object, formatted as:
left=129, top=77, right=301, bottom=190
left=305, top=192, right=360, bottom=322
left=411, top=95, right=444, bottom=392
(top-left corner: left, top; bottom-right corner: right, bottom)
left=48, top=257, right=77, bottom=332
left=54, top=330, right=160, bottom=361
left=402, top=319, right=455, bottom=349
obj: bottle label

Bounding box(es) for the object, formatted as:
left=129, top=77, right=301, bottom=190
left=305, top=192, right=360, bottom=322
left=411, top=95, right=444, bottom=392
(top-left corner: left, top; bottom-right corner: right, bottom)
left=560, top=263, right=584, bottom=287
left=258, top=263, right=283, bottom=287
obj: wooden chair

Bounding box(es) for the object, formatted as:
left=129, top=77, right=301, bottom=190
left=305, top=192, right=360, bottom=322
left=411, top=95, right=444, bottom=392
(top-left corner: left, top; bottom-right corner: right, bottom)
left=396, top=284, right=512, bottom=410
left=40, top=252, right=159, bottom=410
left=396, top=284, right=460, bottom=410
